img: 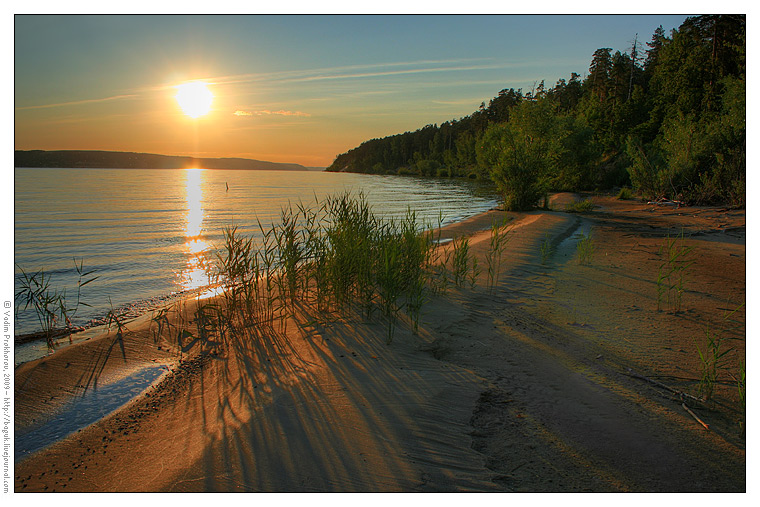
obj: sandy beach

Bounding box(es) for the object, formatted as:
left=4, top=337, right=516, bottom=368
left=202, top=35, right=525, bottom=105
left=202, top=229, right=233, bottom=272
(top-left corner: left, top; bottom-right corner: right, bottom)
left=13, top=193, right=746, bottom=492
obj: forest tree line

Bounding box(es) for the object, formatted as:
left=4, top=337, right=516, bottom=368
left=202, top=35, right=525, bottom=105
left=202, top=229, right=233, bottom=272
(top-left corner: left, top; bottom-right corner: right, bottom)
left=326, top=15, right=745, bottom=210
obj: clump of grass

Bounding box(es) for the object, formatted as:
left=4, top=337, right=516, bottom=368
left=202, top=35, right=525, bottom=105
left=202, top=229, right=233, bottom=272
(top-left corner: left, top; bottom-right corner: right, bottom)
left=540, top=233, right=553, bottom=265
left=693, top=302, right=744, bottom=406
left=656, top=230, right=695, bottom=312
left=15, top=266, right=61, bottom=346
left=399, top=209, right=431, bottom=334
left=375, top=223, right=404, bottom=343
left=273, top=203, right=305, bottom=310
left=576, top=232, right=594, bottom=265
left=216, top=225, right=261, bottom=328
left=427, top=214, right=452, bottom=295
left=370, top=208, right=436, bottom=342
left=695, top=327, right=732, bottom=401
left=565, top=199, right=594, bottom=213
left=300, top=202, right=331, bottom=315
left=486, top=216, right=512, bottom=293
left=451, top=236, right=479, bottom=288
left=736, top=361, right=745, bottom=432
left=104, top=297, right=129, bottom=363
left=256, top=218, right=281, bottom=328
left=15, top=258, right=98, bottom=348
left=323, top=192, right=378, bottom=316
left=212, top=192, right=440, bottom=343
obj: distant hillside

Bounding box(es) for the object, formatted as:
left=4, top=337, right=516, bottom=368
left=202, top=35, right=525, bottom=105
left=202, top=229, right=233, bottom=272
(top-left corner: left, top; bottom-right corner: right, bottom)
left=14, top=150, right=308, bottom=171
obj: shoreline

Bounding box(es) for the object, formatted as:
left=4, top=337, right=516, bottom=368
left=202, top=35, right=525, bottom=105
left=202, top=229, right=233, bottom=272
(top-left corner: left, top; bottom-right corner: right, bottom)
left=14, top=281, right=222, bottom=346
left=13, top=197, right=500, bottom=354
left=13, top=193, right=746, bottom=492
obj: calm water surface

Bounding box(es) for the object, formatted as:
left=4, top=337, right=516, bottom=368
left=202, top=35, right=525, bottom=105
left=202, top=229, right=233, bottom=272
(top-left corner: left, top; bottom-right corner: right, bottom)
left=14, top=168, right=498, bottom=346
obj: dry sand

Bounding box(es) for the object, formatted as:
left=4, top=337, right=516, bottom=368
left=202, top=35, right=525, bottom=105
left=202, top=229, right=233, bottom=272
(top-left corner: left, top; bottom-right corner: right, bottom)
left=13, top=193, right=746, bottom=492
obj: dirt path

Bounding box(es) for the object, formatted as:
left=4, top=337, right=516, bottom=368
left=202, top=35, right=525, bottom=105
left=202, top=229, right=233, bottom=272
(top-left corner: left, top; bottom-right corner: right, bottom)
left=13, top=195, right=745, bottom=492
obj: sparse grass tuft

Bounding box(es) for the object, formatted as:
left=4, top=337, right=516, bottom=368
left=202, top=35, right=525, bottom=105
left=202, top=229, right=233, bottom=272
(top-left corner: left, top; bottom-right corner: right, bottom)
left=695, top=326, right=732, bottom=401
left=540, top=233, right=553, bottom=265
left=565, top=199, right=594, bottom=213
left=692, top=302, right=744, bottom=412
left=15, top=258, right=98, bottom=348
left=656, top=230, right=695, bottom=312
left=737, top=361, right=746, bottom=431
left=576, top=232, right=594, bottom=265
left=486, top=216, right=512, bottom=293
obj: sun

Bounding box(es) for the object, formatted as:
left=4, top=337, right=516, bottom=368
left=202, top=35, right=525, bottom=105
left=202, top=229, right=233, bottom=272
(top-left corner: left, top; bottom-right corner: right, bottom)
left=175, top=81, right=214, bottom=118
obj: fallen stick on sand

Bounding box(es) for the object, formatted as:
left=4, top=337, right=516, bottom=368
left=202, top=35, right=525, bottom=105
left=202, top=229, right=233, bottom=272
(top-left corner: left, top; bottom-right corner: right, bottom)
left=624, top=368, right=703, bottom=405
left=626, top=369, right=711, bottom=430
left=682, top=403, right=710, bottom=431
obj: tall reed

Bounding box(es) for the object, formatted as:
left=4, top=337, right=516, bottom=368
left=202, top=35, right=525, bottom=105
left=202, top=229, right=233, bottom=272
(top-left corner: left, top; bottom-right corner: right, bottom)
left=324, top=192, right=377, bottom=314
left=15, top=258, right=98, bottom=348
left=695, top=326, right=732, bottom=401
left=693, top=302, right=745, bottom=406
left=451, top=236, right=478, bottom=288
left=737, top=361, right=745, bottom=432
left=400, top=209, right=431, bottom=334
left=486, top=216, right=512, bottom=293
left=375, top=222, right=404, bottom=343
left=657, top=230, right=695, bottom=312
left=273, top=204, right=304, bottom=310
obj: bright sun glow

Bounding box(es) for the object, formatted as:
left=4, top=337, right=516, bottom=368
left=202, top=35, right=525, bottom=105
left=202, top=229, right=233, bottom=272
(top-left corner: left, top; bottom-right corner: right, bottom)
left=175, top=81, right=214, bottom=118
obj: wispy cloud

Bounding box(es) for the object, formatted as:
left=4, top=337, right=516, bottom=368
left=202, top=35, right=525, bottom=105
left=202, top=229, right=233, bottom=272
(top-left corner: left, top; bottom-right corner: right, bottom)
left=431, top=98, right=487, bottom=106
left=210, top=58, right=497, bottom=87
left=234, top=109, right=311, bottom=117
left=285, top=64, right=502, bottom=83
left=15, top=94, right=138, bottom=110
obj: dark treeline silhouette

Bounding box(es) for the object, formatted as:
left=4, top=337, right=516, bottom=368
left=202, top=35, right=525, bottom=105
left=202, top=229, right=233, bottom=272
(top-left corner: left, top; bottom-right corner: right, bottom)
left=327, top=15, right=745, bottom=210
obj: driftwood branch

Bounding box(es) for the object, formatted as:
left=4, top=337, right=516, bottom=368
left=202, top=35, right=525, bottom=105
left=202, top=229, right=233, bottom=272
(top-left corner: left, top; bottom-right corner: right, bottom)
left=647, top=198, right=686, bottom=208
left=682, top=403, right=710, bottom=430
left=625, top=368, right=711, bottom=430
left=625, top=368, right=703, bottom=404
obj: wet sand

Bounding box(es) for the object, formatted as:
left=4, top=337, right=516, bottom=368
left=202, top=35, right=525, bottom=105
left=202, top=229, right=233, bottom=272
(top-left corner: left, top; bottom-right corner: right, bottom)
left=13, top=193, right=746, bottom=492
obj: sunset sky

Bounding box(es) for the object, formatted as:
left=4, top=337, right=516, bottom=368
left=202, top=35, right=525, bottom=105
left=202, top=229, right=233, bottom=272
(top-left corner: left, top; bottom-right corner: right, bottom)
left=14, top=13, right=690, bottom=168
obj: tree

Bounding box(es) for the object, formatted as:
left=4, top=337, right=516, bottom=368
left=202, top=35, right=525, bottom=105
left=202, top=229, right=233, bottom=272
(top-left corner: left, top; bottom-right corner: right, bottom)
left=477, top=98, right=562, bottom=210
left=644, top=26, right=667, bottom=74
left=588, top=48, right=613, bottom=103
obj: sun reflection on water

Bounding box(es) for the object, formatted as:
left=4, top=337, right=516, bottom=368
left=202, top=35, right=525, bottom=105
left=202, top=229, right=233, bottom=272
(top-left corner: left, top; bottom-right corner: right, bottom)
left=185, top=168, right=204, bottom=237
left=182, top=168, right=212, bottom=291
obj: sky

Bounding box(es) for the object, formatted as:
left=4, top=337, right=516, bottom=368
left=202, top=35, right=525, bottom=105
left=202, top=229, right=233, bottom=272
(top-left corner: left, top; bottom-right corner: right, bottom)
left=14, top=13, right=693, bottom=168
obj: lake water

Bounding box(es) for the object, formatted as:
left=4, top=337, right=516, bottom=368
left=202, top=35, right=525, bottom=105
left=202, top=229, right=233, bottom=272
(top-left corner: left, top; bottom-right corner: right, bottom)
left=14, top=168, right=498, bottom=346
